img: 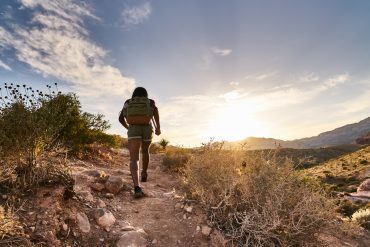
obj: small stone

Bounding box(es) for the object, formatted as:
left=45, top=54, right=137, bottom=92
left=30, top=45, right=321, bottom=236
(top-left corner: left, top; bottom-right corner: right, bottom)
left=78, top=190, right=94, bottom=202
left=175, top=203, right=181, bottom=209
left=152, top=239, right=158, bottom=244
left=77, top=212, right=91, bottom=233
left=188, top=216, right=191, bottom=220
left=105, top=176, right=124, bottom=194
left=196, top=226, right=200, bottom=231
left=30, top=226, right=35, bottom=232
left=42, top=220, right=48, bottom=225
left=183, top=214, right=187, bottom=220
left=2, top=195, right=7, bottom=199
left=91, top=183, right=105, bottom=192
left=177, top=240, right=181, bottom=244
left=94, top=208, right=116, bottom=231
left=62, top=223, right=68, bottom=231
left=116, top=230, right=148, bottom=247
left=100, top=238, right=104, bottom=242
left=105, top=193, right=114, bottom=199
left=201, top=225, right=212, bottom=236
left=97, top=199, right=106, bottom=208
left=184, top=205, right=193, bottom=213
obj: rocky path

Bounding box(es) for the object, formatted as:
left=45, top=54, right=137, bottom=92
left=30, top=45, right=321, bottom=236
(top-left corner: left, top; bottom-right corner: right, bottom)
left=67, top=149, right=215, bottom=247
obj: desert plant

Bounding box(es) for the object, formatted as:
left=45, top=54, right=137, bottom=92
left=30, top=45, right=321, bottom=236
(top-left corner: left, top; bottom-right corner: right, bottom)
left=352, top=208, right=370, bottom=230
left=159, top=138, right=169, bottom=150
left=0, top=83, right=112, bottom=190
left=162, top=147, right=191, bottom=172
left=183, top=143, right=339, bottom=246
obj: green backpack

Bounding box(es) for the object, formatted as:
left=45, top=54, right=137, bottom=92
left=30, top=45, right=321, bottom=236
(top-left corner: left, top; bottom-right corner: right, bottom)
left=125, top=97, right=153, bottom=124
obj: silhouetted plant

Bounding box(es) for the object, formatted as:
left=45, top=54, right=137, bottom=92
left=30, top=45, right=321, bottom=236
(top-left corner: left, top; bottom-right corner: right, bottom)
left=159, top=138, right=169, bottom=150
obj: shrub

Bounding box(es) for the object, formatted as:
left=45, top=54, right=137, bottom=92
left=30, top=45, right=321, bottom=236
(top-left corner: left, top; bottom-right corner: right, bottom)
left=162, top=147, right=191, bottom=172
left=0, top=205, right=30, bottom=246
left=0, top=83, right=112, bottom=190
left=183, top=144, right=339, bottom=246
left=149, top=143, right=162, bottom=154
left=159, top=138, right=170, bottom=150
left=352, top=208, right=370, bottom=230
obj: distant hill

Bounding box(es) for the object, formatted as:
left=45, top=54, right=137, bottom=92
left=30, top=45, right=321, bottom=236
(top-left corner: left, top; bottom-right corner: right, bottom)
left=225, top=117, right=370, bottom=150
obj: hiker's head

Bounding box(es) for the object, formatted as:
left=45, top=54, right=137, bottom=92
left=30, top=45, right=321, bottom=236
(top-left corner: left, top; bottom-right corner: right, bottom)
left=132, top=87, right=148, bottom=98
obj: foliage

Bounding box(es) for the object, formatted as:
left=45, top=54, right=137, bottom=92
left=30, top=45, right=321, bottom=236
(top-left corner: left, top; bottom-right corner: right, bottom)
left=352, top=208, right=370, bottom=231
left=0, top=83, right=112, bottom=190
left=162, top=146, right=191, bottom=172
left=159, top=138, right=169, bottom=150
left=183, top=141, right=339, bottom=246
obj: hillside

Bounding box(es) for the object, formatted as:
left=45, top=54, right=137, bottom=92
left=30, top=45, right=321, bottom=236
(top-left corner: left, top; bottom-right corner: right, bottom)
left=226, top=117, right=370, bottom=149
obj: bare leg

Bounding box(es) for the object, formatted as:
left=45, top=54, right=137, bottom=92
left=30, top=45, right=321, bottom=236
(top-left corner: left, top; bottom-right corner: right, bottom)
left=128, top=138, right=141, bottom=187
left=141, top=141, right=151, bottom=177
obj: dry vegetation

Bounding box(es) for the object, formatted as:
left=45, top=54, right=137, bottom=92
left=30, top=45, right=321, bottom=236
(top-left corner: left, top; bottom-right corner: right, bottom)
left=179, top=142, right=343, bottom=246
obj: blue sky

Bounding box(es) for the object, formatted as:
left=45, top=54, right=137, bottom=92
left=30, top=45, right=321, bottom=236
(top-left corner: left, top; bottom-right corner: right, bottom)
left=1, top=0, right=370, bottom=146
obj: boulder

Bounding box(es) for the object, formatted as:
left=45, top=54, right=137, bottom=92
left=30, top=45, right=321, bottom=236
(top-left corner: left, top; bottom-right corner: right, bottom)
left=105, top=176, right=124, bottom=194
left=91, top=182, right=105, bottom=192
left=94, top=208, right=116, bottom=231
left=116, top=229, right=148, bottom=247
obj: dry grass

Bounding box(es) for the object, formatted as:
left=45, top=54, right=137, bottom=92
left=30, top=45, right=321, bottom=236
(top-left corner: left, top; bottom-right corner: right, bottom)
left=183, top=145, right=341, bottom=246
left=162, top=146, right=192, bottom=172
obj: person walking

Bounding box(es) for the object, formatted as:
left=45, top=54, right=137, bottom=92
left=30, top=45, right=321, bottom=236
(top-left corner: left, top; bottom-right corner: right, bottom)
left=119, top=87, right=161, bottom=198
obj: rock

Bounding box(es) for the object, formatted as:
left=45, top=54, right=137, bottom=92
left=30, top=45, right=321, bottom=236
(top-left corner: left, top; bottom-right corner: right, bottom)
left=152, top=239, right=157, bottom=244
left=196, top=226, right=200, bottom=231
left=175, top=203, right=182, bottom=209
left=97, top=199, right=106, bottom=208
left=94, top=208, right=116, bottom=231
left=201, top=225, right=212, bottom=236
left=78, top=190, right=94, bottom=202
left=116, top=229, right=148, bottom=247
left=91, top=183, right=105, bottom=192
left=76, top=212, right=91, bottom=233
left=105, top=176, right=124, bottom=194
left=83, top=170, right=102, bottom=177
left=358, top=178, right=370, bottom=192
left=62, top=223, right=68, bottom=231
left=183, top=214, right=187, bottom=220
left=184, top=205, right=193, bottom=213
left=30, top=226, right=35, bottom=232
left=105, top=193, right=114, bottom=199
left=118, top=220, right=135, bottom=231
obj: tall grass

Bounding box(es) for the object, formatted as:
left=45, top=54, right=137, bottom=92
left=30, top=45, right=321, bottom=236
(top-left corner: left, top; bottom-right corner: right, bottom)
left=183, top=143, right=340, bottom=246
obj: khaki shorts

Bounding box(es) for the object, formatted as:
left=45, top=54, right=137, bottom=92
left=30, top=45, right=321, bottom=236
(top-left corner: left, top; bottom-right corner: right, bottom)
left=127, top=124, right=153, bottom=142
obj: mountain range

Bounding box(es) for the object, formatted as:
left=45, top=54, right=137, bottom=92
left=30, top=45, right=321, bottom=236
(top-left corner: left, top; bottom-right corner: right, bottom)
left=226, top=117, right=370, bottom=150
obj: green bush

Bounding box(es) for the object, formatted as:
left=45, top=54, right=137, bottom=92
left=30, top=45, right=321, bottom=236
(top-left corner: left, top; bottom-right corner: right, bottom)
left=0, top=83, right=114, bottom=190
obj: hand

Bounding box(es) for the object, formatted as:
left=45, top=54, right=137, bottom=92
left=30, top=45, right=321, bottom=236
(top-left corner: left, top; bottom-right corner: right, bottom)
left=155, top=127, right=161, bottom=136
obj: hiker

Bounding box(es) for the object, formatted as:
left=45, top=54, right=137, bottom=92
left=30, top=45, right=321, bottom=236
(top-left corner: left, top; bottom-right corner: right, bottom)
left=119, top=87, right=161, bottom=198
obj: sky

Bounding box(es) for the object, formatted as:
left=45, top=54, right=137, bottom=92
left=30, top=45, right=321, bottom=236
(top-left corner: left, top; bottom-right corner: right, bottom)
left=0, top=0, right=370, bottom=146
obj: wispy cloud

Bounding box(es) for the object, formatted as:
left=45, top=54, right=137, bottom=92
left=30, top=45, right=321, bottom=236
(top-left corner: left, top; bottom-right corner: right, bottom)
left=160, top=73, right=351, bottom=145
left=0, top=59, right=12, bottom=71
left=0, top=0, right=135, bottom=97
left=122, top=2, right=151, bottom=27
left=229, top=81, right=239, bottom=86
left=211, top=46, right=232, bottom=56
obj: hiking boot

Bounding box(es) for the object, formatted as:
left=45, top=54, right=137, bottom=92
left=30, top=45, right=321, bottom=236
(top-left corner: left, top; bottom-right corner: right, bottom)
left=141, top=172, right=148, bottom=182
left=134, top=186, right=145, bottom=198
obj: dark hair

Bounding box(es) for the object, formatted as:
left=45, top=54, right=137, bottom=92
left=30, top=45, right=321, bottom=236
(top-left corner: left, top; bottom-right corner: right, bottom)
left=132, top=87, right=148, bottom=97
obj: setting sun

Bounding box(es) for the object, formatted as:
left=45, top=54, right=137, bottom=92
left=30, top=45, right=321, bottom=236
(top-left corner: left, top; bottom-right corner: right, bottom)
left=205, top=102, right=270, bottom=142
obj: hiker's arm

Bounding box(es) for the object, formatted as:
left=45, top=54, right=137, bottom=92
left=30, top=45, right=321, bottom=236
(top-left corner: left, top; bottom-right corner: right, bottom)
left=153, top=107, right=161, bottom=135
left=119, top=111, right=129, bottom=129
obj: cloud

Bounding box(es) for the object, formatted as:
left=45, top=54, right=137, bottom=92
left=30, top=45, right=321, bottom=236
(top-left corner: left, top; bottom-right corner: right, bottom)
left=211, top=46, right=232, bottom=56
left=159, top=73, right=352, bottom=145
left=324, top=73, right=349, bottom=87
left=122, top=2, right=151, bottom=27
left=0, top=0, right=135, bottom=97
left=229, top=81, right=239, bottom=86
left=0, top=59, right=12, bottom=71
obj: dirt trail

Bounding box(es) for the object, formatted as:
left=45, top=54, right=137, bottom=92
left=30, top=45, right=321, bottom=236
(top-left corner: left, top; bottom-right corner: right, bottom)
left=68, top=148, right=213, bottom=247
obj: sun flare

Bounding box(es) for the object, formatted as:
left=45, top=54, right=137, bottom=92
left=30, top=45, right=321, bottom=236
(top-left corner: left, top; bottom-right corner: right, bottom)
left=204, top=102, right=269, bottom=142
